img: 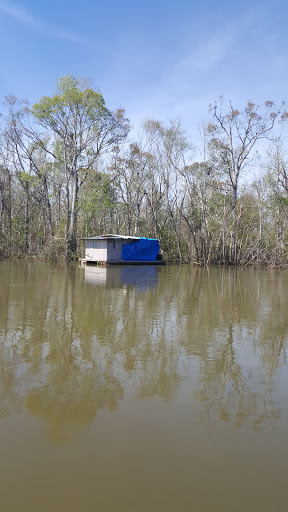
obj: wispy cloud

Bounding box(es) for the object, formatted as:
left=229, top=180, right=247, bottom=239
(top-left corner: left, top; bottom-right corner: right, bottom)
left=179, top=36, right=231, bottom=73
left=0, top=2, right=34, bottom=24
left=0, top=1, right=94, bottom=48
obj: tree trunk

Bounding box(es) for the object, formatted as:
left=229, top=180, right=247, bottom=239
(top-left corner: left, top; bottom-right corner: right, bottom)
left=43, top=174, right=53, bottom=238
left=24, top=182, right=30, bottom=254
left=231, top=184, right=238, bottom=265
left=67, top=171, right=79, bottom=256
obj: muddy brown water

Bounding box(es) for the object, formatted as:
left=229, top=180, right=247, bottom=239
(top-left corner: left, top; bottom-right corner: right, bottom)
left=0, top=261, right=287, bottom=511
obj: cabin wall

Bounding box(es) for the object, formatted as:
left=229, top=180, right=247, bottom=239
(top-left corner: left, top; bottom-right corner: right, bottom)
left=106, top=239, right=134, bottom=262
left=85, top=240, right=108, bottom=261
left=106, top=239, right=122, bottom=261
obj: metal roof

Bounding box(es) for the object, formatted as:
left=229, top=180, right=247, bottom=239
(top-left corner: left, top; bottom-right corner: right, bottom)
left=83, top=234, right=141, bottom=241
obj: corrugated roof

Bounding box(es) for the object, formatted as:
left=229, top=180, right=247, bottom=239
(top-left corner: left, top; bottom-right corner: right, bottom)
left=82, top=234, right=141, bottom=240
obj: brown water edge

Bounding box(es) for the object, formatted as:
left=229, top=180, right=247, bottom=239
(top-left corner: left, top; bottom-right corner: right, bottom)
left=0, top=261, right=288, bottom=512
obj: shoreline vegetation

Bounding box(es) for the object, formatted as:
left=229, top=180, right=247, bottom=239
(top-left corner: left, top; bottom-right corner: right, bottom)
left=1, top=75, right=288, bottom=267
left=1, top=255, right=288, bottom=269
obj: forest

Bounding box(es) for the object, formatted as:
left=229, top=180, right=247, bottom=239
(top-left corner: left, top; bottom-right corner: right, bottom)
left=1, top=74, right=288, bottom=266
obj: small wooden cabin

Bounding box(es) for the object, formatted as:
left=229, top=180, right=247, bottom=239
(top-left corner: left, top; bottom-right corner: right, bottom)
left=83, top=234, right=163, bottom=265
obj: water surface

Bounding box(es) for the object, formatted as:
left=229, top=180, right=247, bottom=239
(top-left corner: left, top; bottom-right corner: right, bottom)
left=0, top=262, right=287, bottom=511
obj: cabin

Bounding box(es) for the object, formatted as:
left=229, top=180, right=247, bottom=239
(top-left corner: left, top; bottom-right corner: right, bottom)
left=82, top=234, right=164, bottom=265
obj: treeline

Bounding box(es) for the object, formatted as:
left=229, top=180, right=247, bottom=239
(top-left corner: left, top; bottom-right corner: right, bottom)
left=1, top=75, right=288, bottom=265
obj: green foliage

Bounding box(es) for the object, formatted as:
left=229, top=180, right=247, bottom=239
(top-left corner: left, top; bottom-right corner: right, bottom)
left=2, top=86, right=288, bottom=265
left=278, top=195, right=288, bottom=207
left=31, top=75, right=109, bottom=131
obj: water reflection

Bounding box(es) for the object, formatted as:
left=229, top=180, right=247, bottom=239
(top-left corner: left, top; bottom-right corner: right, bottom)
left=0, top=262, right=288, bottom=444
left=84, top=264, right=159, bottom=291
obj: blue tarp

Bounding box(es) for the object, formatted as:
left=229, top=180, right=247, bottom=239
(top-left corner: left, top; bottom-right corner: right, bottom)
left=121, top=238, right=160, bottom=261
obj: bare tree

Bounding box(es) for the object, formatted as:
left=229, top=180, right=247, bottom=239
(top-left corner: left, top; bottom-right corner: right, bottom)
left=207, top=97, right=286, bottom=263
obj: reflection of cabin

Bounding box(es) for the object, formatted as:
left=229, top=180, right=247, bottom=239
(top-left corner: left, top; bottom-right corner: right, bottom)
left=82, top=234, right=164, bottom=265
left=84, top=265, right=159, bottom=291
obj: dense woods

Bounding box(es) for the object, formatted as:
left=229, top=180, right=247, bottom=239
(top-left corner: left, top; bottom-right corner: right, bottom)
left=1, top=75, right=288, bottom=265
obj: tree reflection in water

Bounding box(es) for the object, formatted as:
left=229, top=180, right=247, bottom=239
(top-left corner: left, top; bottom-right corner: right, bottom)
left=0, top=262, right=287, bottom=443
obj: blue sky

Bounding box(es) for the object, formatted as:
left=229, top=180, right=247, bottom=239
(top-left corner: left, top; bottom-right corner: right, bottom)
left=0, top=0, right=288, bottom=141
